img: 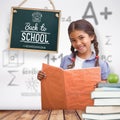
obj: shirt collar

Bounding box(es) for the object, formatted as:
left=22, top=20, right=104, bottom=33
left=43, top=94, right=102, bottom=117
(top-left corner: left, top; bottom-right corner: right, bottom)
left=69, top=51, right=96, bottom=61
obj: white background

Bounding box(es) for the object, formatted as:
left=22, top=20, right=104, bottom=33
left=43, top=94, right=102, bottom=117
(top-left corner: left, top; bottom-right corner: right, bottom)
left=0, top=0, right=120, bottom=110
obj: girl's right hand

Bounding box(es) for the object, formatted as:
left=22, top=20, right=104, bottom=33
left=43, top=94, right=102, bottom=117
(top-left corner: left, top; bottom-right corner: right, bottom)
left=37, top=70, right=46, bottom=81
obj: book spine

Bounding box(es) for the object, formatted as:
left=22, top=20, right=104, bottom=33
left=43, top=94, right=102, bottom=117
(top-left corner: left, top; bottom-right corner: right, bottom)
left=94, top=99, right=120, bottom=105
left=91, top=91, right=120, bottom=99
left=98, top=83, right=120, bottom=88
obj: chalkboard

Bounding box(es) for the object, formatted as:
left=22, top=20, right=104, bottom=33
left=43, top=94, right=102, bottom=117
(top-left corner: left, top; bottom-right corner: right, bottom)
left=9, top=7, right=61, bottom=52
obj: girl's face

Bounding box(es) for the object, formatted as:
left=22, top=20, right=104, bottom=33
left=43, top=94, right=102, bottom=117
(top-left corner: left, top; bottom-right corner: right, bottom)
left=69, top=30, right=94, bottom=58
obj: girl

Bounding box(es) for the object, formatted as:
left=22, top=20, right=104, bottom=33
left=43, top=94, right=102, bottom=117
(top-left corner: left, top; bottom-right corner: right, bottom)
left=37, top=19, right=110, bottom=81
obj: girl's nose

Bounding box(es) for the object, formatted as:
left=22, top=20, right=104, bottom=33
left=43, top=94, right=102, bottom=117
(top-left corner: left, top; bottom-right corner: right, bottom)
left=76, top=40, right=82, bottom=45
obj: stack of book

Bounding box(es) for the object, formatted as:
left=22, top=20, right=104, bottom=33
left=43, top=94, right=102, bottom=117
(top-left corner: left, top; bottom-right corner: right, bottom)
left=82, top=83, right=120, bottom=120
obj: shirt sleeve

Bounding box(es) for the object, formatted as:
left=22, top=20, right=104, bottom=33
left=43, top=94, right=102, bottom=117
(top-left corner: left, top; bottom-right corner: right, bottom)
left=60, top=57, right=64, bottom=69
left=100, top=61, right=110, bottom=80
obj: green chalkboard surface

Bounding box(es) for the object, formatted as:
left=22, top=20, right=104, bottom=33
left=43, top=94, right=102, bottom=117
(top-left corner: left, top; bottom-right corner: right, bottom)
left=9, top=7, right=61, bottom=52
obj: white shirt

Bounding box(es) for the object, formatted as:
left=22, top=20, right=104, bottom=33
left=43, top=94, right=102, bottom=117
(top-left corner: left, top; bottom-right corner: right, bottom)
left=73, top=56, right=85, bottom=69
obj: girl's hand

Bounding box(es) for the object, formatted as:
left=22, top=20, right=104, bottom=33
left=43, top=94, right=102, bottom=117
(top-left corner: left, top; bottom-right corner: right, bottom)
left=95, top=80, right=107, bottom=88
left=37, top=71, right=46, bottom=81
left=101, top=80, right=107, bottom=83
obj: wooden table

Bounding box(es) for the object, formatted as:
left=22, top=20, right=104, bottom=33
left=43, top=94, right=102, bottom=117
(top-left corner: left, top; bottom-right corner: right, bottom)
left=0, top=110, right=84, bottom=120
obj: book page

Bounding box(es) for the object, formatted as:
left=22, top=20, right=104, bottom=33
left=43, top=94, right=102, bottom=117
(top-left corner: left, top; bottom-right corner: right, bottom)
left=64, top=68, right=101, bottom=110
left=41, top=63, right=66, bottom=109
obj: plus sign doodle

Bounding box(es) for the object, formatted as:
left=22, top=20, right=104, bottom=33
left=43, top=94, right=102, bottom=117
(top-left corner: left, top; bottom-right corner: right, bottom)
left=100, top=7, right=112, bottom=20
left=44, top=53, right=63, bottom=64
left=83, top=1, right=113, bottom=25
left=51, top=56, right=57, bottom=62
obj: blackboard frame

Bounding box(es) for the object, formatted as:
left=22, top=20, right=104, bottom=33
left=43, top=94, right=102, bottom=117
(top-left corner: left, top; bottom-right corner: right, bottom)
left=9, top=7, right=61, bottom=53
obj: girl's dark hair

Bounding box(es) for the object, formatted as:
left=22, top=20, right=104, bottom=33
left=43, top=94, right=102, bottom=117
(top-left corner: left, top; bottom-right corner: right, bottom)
left=67, top=19, right=99, bottom=69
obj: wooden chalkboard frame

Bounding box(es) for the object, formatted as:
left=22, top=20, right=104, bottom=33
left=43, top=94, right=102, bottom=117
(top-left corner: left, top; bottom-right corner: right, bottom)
left=9, top=7, right=61, bottom=53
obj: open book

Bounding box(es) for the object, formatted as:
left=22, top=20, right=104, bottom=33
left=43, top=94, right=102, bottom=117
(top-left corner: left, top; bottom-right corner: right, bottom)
left=41, top=63, right=101, bottom=110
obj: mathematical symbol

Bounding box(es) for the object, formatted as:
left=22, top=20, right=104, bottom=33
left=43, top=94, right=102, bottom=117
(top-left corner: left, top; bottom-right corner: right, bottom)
left=61, top=17, right=65, bottom=22
left=8, top=70, right=18, bottom=86
left=26, top=77, right=39, bottom=92
left=51, top=56, right=57, bottom=62
left=100, top=7, right=112, bottom=20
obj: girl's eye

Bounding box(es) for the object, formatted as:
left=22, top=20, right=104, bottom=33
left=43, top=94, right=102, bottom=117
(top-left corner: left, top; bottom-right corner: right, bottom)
left=70, top=39, right=76, bottom=42
left=70, top=36, right=84, bottom=42
left=79, top=36, right=84, bottom=40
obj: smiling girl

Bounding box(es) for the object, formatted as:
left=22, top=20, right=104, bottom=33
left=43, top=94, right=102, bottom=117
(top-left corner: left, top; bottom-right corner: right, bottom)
left=37, top=19, right=110, bottom=81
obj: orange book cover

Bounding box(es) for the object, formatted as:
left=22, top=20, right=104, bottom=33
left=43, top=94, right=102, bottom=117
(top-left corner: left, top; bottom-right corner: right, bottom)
left=41, top=63, right=101, bottom=110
